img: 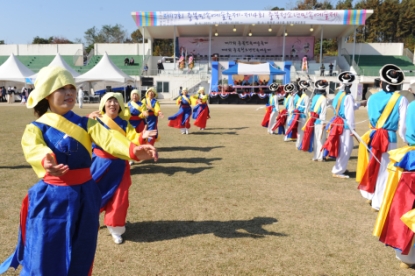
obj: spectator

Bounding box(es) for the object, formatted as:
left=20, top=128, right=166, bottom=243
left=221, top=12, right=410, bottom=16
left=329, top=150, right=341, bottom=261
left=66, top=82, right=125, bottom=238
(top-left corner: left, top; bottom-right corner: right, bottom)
left=124, top=57, right=130, bottom=66
left=179, top=86, right=182, bottom=95
left=78, top=85, right=84, bottom=108
left=320, top=64, right=325, bottom=76
left=1, top=86, right=5, bottom=102
left=329, top=63, right=334, bottom=76
left=143, top=64, right=148, bottom=75
left=129, top=57, right=135, bottom=65
left=157, top=60, right=164, bottom=75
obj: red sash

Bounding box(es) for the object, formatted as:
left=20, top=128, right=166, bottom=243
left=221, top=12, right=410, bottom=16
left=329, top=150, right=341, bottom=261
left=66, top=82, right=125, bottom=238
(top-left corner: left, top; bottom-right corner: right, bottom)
left=273, top=109, right=287, bottom=131
left=321, top=116, right=344, bottom=158
left=285, top=109, right=300, bottom=139
left=93, top=148, right=117, bottom=160
left=44, top=168, right=92, bottom=186
left=358, top=128, right=389, bottom=192
left=300, top=111, right=319, bottom=151
left=379, top=172, right=415, bottom=254
left=261, top=106, right=272, bottom=127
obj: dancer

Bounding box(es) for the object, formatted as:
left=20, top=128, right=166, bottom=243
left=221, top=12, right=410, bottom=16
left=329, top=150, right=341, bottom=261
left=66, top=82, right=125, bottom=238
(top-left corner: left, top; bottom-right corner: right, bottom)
left=89, top=92, right=152, bottom=245
left=356, top=64, right=407, bottom=211
left=168, top=87, right=192, bottom=134
left=373, top=99, right=415, bottom=269
left=275, top=85, right=293, bottom=137
left=283, top=83, right=298, bottom=141
left=128, top=89, right=147, bottom=134
left=322, top=72, right=365, bottom=178
left=300, top=80, right=328, bottom=161
left=0, top=67, right=158, bottom=275
left=191, top=87, right=210, bottom=130
left=261, top=83, right=280, bottom=134
left=285, top=80, right=310, bottom=149
left=142, top=87, right=163, bottom=145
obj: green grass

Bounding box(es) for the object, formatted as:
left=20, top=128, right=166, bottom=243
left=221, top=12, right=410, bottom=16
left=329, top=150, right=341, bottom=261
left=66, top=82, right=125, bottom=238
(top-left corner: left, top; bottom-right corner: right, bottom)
left=0, top=103, right=413, bottom=275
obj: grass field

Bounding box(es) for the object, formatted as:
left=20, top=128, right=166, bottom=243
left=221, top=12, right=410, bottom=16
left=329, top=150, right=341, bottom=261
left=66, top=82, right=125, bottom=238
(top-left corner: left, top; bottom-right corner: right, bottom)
left=0, top=102, right=413, bottom=275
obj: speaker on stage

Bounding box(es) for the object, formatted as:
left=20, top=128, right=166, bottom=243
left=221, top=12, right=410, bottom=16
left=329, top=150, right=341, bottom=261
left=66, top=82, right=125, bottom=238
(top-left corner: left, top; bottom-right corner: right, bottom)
left=106, top=86, right=112, bottom=92
left=141, top=77, right=154, bottom=86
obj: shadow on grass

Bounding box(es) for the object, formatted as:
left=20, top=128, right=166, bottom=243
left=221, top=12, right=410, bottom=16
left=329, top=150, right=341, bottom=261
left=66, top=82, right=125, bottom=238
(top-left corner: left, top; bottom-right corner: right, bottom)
left=152, top=157, right=221, bottom=165
left=130, top=164, right=213, bottom=176
left=0, top=165, right=31, bottom=169
left=190, top=131, right=238, bottom=135
left=206, top=127, right=249, bottom=131
left=157, top=146, right=224, bottom=152
left=124, top=217, right=286, bottom=242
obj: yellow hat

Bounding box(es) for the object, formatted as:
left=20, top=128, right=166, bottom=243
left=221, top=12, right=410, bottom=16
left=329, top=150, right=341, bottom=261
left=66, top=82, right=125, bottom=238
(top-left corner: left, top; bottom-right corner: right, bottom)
left=99, top=92, right=125, bottom=114
left=27, top=66, right=76, bottom=109
left=197, top=86, right=205, bottom=93
left=145, top=87, right=158, bottom=98
left=131, top=89, right=140, bottom=97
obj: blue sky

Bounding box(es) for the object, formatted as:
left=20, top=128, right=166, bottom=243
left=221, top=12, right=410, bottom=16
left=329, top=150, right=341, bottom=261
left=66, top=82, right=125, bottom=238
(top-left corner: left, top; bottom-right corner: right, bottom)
left=2, top=0, right=294, bottom=44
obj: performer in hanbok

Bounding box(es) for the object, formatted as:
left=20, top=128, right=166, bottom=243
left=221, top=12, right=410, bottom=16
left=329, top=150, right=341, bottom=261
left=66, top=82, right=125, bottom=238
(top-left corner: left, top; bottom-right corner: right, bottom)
left=285, top=80, right=310, bottom=149
left=300, top=80, right=328, bottom=161
left=373, top=100, right=415, bottom=269
left=191, top=87, right=210, bottom=130
left=356, top=64, right=407, bottom=211
left=0, top=67, right=158, bottom=275
left=273, top=86, right=292, bottom=135
left=89, top=92, right=153, bottom=244
left=142, top=87, right=163, bottom=145
left=261, top=83, right=280, bottom=134
left=168, top=87, right=192, bottom=134
left=322, top=72, right=366, bottom=178
left=128, top=89, right=147, bottom=134
left=283, top=83, right=298, bottom=141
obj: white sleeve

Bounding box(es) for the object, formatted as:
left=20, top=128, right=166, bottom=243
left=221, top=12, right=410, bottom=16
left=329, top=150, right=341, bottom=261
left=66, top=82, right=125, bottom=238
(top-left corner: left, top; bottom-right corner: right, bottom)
left=319, top=98, right=327, bottom=122
left=398, top=96, right=408, bottom=143
left=304, top=96, right=310, bottom=114
left=344, top=95, right=356, bottom=129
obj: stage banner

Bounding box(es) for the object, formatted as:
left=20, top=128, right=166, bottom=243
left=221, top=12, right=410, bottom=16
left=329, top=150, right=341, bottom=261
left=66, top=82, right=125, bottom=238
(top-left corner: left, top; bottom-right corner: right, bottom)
left=132, top=10, right=369, bottom=27
left=178, top=36, right=315, bottom=58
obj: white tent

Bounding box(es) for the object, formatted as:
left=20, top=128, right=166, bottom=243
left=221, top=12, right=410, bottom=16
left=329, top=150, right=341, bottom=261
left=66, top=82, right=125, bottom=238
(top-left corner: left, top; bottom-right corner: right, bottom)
left=75, top=52, right=135, bottom=83
left=47, top=53, right=80, bottom=77
left=0, top=53, right=35, bottom=83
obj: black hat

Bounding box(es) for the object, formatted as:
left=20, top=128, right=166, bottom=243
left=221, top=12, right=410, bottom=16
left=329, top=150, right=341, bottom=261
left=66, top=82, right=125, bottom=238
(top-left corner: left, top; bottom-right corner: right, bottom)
left=284, top=83, right=296, bottom=93
left=338, top=71, right=355, bottom=86
left=379, top=64, right=405, bottom=85
left=298, top=80, right=310, bottom=90
left=315, top=79, right=328, bottom=89
left=269, top=82, right=280, bottom=92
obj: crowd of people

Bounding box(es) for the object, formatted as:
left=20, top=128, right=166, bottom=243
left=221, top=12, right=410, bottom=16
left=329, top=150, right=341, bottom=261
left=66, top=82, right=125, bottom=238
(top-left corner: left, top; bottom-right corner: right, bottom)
left=262, top=64, right=415, bottom=268
left=0, top=86, right=32, bottom=104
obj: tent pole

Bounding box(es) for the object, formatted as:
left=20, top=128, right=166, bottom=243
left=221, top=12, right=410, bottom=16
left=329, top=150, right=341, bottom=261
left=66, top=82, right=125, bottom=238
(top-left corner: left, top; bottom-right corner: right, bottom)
left=282, top=26, right=286, bottom=61
left=320, top=27, right=323, bottom=64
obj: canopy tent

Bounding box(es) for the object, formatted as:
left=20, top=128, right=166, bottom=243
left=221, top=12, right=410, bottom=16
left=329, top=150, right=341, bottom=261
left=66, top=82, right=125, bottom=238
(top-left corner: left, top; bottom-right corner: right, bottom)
left=75, top=52, right=135, bottom=101
left=222, top=63, right=286, bottom=75
left=0, top=53, right=35, bottom=83
left=75, top=52, right=135, bottom=83
left=47, top=53, right=80, bottom=77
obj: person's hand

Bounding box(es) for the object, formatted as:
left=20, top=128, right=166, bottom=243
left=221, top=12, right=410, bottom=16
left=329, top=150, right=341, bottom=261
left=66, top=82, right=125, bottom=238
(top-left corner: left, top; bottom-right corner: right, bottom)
left=359, top=100, right=367, bottom=107
left=142, top=110, right=149, bottom=117
left=142, top=130, right=157, bottom=139
left=158, top=112, right=164, bottom=119
left=133, top=145, right=158, bottom=162
left=88, top=110, right=101, bottom=119
left=43, top=153, right=69, bottom=176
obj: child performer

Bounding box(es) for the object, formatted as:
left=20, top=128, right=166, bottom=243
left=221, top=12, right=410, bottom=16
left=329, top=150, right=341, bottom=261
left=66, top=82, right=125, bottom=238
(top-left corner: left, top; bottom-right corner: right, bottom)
left=372, top=100, right=415, bottom=269
left=191, top=87, right=210, bottom=130
left=261, top=83, right=280, bottom=134
left=300, top=80, right=328, bottom=160
left=141, top=87, right=163, bottom=145
left=322, top=72, right=365, bottom=178
left=168, top=87, right=192, bottom=134
left=0, top=67, right=157, bottom=275
left=356, top=64, right=407, bottom=211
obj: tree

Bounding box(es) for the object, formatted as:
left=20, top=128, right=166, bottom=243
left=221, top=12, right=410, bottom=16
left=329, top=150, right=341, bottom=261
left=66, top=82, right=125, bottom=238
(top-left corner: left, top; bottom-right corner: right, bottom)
left=84, top=24, right=128, bottom=50
left=0, top=40, right=4, bottom=45
left=51, top=37, right=73, bottom=44
left=32, top=36, right=53, bottom=44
